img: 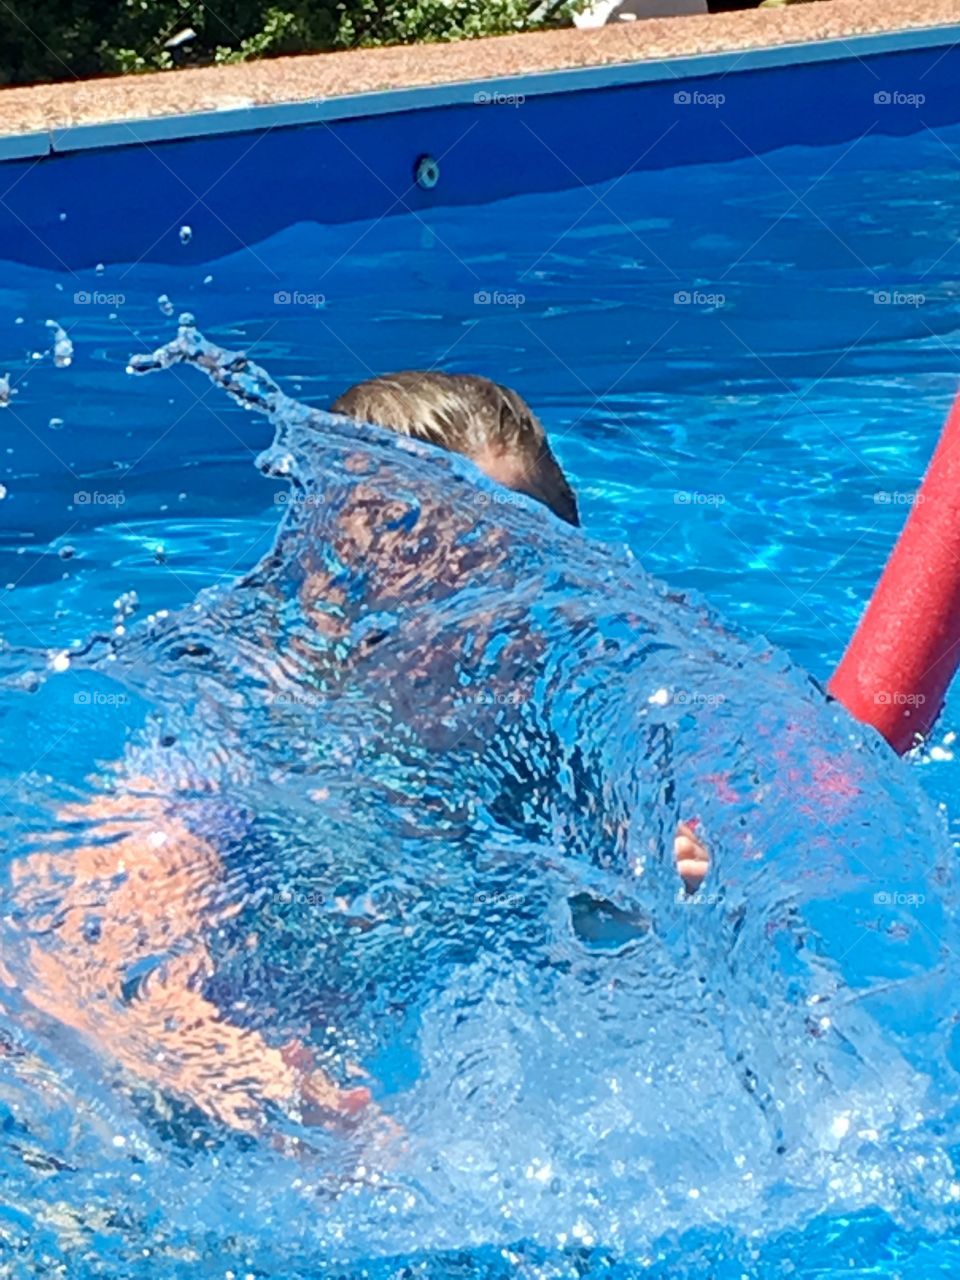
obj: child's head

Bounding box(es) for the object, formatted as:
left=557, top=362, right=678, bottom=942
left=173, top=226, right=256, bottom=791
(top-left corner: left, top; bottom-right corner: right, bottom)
left=331, top=371, right=579, bottom=527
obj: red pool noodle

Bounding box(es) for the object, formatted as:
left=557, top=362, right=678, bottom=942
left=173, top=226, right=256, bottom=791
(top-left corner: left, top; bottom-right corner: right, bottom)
left=829, top=389, right=960, bottom=754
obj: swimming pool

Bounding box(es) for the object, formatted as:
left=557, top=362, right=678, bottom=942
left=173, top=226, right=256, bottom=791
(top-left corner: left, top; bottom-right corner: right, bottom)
left=2, top=29, right=960, bottom=1280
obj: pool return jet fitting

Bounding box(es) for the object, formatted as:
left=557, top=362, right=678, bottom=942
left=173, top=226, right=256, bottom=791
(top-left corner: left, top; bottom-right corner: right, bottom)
left=830, top=389, right=960, bottom=754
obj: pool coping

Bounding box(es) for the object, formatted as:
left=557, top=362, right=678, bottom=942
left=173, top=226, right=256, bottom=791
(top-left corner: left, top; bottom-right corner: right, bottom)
left=0, top=0, right=958, bottom=162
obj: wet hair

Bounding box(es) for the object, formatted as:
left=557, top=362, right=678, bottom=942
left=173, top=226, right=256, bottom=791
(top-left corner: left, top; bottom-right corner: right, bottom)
left=331, top=371, right=580, bottom=527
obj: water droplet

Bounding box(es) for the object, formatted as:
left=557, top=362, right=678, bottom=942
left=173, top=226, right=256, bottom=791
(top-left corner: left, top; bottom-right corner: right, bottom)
left=45, top=320, right=73, bottom=368
left=157, top=294, right=175, bottom=317
left=48, top=417, right=64, bottom=430
left=831, top=1113, right=851, bottom=1139
left=95, top=262, right=104, bottom=276
left=113, top=590, right=139, bottom=625
left=179, top=225, right=193, bottom=245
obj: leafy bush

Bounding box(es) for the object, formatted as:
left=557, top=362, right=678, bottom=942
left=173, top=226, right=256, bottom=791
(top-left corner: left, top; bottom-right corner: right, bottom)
left=0, top=0, right=585, bottom=86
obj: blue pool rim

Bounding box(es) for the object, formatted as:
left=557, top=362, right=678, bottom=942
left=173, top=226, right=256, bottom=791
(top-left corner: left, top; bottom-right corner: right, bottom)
left=0, top=21, right=957, bottom=160
left=2, top=21, right=960, bottom=270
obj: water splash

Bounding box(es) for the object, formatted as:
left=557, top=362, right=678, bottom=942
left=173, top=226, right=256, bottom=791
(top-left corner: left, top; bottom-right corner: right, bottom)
left=0, top=320, right=958, bottom=1276
left=44, top=319, right=73, bottom=368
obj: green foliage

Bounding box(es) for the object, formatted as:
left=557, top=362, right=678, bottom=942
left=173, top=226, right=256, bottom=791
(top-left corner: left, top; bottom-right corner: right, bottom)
left=0, top=0, right=585, bottom=86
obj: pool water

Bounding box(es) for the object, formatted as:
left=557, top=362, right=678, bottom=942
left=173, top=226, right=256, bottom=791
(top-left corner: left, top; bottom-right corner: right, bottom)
left=6, top=122, right=960, bottom=689
left=1, top=116, right=960, bottom=1277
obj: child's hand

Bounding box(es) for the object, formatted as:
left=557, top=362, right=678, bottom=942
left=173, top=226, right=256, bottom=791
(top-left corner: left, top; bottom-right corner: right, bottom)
left=280, top=1040, right=372, bottom=1127
left=675, top=819, right=710, bottom=893
left=271, top=1041, right=406, bottom=1174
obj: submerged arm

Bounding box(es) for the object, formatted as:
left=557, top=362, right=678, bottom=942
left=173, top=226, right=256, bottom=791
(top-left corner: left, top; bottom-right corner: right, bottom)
left=10, top=777, right=368, bottom=1133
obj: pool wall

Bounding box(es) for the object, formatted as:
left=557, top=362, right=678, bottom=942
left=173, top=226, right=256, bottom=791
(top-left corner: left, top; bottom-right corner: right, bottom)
left=0, top=5, right=958, bottom=269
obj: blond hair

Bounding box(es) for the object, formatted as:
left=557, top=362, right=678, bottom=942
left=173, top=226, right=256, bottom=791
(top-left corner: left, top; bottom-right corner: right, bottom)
left=331, top=371, right=579, bottom=526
